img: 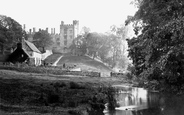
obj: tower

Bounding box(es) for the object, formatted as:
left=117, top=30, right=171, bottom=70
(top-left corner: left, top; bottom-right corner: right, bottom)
left=57, top=20, right=79, bottom=53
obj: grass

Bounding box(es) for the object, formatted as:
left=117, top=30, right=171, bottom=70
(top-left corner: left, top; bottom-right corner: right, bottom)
left=44, top=53, right=62, bottom=64
left=0, top=69, right=130, bottom=115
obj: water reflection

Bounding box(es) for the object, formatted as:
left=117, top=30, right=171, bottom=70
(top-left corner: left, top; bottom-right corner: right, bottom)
left=104, top=85, right=184, bottom=115
left=104, top=85, right=165, bottom=115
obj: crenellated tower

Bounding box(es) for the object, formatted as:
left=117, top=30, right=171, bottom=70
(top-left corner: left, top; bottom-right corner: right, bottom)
left=58, top=20, right=79, bottom=53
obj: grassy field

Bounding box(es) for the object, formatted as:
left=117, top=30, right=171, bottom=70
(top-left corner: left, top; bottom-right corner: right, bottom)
left=0, top=69, right=132, bottom=115
left=44, top=53, right=62, bottom=64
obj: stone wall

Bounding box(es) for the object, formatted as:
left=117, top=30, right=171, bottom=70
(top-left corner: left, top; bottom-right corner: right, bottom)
left=110, top=72, right=124, bottom=77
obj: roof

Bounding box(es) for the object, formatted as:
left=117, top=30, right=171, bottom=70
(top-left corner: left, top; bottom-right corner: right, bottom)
left=24, top=40, right=41, bottom=53
left=22, top=48, right=31, bottom=58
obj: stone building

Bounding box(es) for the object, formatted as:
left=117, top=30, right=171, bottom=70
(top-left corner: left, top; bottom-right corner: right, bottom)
left=53, top=20, right=79, bottom=53
left=27, top=20, right=79, bottom=54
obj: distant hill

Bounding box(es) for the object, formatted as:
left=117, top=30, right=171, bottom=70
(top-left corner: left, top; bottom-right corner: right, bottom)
left=57, top=54, right=114, bottom=77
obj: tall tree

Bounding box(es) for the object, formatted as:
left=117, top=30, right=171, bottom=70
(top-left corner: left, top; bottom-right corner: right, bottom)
left=0, top=15, right=26, bottom=54
left=85, top=32, right=103, bottom=59
left=70, top=35, right=87, bottom=55
left=33, top=30, right=53, bottom=53
left=126, top=0, right=184, bottom=92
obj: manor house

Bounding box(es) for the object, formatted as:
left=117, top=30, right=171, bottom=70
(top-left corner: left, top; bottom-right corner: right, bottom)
left=28, top=20, right=79, bottom=53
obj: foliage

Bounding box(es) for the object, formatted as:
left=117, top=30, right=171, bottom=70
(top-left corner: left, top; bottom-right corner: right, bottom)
left=70, top=26, right=90, bottom=56
left=0, top=15, right=27, bottom=53
left=0, top=77, right=117, bottom=113
left=71, top=26, right=130, bottom=69
left=33, top=30, right=53, bottom=52
left=107, top=25, right=131, bottom=69
left=70, top=35, right=87, bottom=55
left=127, top=0, right=184, bottom=92
left=85, top=32, right=106, bottom=59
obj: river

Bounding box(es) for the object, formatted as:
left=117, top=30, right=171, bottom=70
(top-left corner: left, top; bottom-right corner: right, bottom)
left=103, top=85, right=184, bottom=115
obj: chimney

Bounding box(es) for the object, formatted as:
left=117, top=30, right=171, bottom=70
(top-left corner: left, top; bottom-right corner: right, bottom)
left=33, top=27, right=36, bottom=33
left=54, top=28, right=55, bottom=34
left=23, top=24, right=26, bottom=30
left=29, top=29, right=32, bottom=34
left=61, top=21, right=64, bottom=25
left=46, top=27, right=48, bottom=33
left=39, top=28, right=41, bottom=31
left=17, top=42, right=22, bottom=49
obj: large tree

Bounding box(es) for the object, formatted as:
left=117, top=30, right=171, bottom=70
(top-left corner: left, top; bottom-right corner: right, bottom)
left=70, top=26, right=91, bottom=55
left=127, top=0, right=184, bottom=92
left=33, top=30, right=53, bottom=53
left=0, top=15, right=26, bottom=54
left=85, top=32, right=104, bottom=59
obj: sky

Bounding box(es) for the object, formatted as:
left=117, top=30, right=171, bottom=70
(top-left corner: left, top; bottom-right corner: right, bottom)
left=0, top=0, right=137, bottom=34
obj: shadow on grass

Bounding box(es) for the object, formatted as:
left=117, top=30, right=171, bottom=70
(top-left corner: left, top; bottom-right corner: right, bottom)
left=0, top=77, right=117, bottom=114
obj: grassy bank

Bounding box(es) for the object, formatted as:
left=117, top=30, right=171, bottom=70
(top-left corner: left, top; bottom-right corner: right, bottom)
left=0, top=69, right=120, bottom=115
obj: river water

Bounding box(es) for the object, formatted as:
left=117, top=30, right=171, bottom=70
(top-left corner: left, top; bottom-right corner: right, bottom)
left=103, top=85, right=184, bottom=115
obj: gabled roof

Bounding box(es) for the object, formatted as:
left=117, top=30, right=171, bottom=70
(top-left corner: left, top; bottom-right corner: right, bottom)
left=24, top=40, right=41, bottom=53
left=22, top=48, right=31, bottom=58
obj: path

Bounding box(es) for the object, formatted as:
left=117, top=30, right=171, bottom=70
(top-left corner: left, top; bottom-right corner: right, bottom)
left=52, top=55, right=63, bottom=66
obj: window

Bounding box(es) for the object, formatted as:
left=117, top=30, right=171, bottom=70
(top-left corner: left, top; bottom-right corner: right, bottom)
left=56, top=38, right=60, bottom=41
left=64, top=28, right=67, bottom=34
left=70, top=35, right=73, bottom=39
left=57, top=42, right=60, bottom=46
left=64, top=40, right=67, bottom=46
left=64, top=35, right=67, bottom=39
left=69, top=30, right=73, bottom=34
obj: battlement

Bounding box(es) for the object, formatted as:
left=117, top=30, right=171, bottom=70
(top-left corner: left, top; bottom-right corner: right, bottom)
left=64, top=24, right=73, bottom=27
left=60, top=20, right=79, bottom=28
left=73, top=20, right=79, bottom=25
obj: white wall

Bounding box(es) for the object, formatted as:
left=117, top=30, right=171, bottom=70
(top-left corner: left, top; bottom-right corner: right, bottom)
left=42, top=50, right=52, bottom=60
left=32, top=52, right=42, bottom=66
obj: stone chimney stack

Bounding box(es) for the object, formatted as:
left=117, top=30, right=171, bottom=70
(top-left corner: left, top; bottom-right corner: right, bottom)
left=33, top=27, right=36, bottom=33
left=29, top=29, right=32, bottom=34
left=54, top=28, right=55, bottom=34
left=23, top=24, right=26, bottom=30
left=61, top=21, right=64, bottom=25
left=46, top=27, right=48, bottom=33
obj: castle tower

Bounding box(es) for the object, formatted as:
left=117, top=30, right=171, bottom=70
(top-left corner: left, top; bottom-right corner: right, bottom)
left=57, top=20, right=79, bottom=53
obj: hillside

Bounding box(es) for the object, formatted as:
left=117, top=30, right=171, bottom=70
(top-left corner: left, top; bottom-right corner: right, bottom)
left=44, top=53, right=62, bottom=65
left=57, top=54, right=114, bottom=77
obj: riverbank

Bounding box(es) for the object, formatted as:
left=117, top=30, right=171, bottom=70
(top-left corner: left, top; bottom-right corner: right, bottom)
left=0, top=69, right=133, bottom=115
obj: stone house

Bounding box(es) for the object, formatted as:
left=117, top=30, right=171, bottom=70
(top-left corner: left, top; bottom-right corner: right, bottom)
left=22, top=40, right=42, bottom=66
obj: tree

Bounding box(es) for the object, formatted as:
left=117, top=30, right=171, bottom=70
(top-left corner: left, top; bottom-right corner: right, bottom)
left=107, top=25, right=131, bottom=69
left=80, top=26, right=91, bottom=35
left=126, top=0, right=184, bottom=92
left=0, top=15, right=27, bottom=54
left=85, top=32, right=103, bottom=59
left=33, top=30, right=53, bottom=53
left=70, top=35, right=87, bottom=55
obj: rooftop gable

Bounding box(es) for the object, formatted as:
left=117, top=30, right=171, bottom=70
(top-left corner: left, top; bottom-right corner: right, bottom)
left=24, top=40, right=41, bottom=53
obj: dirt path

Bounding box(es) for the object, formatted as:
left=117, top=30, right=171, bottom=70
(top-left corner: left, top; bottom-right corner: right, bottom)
left=52, top=55, right=63, bottom=66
